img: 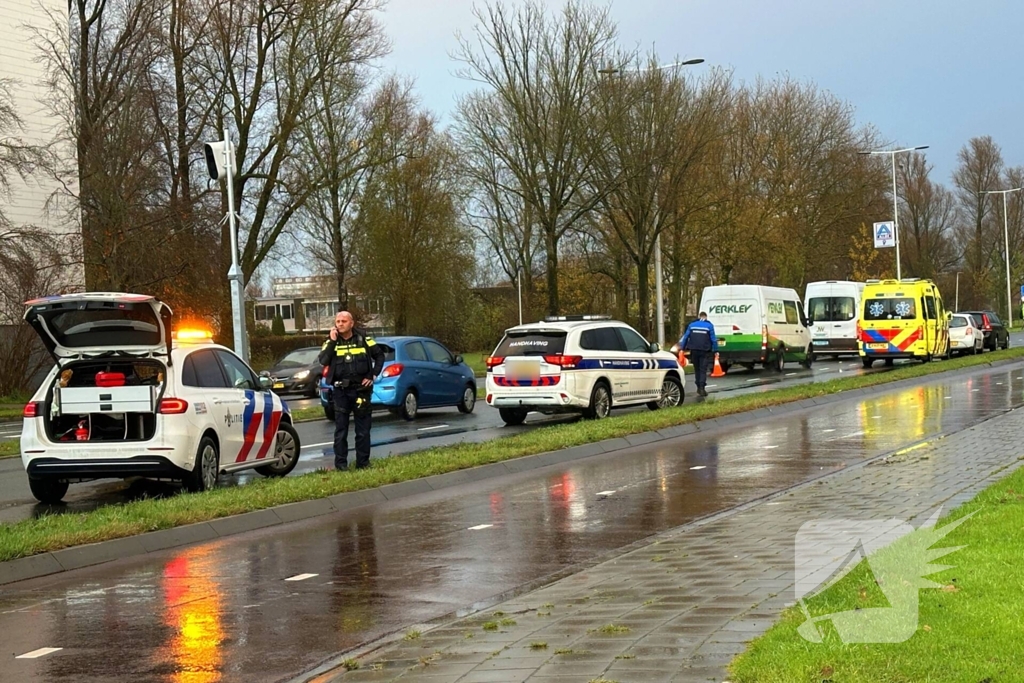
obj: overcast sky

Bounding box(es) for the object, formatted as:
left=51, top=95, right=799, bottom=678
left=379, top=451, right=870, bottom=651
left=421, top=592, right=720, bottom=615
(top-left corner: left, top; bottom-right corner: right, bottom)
left=375, top=0, right=1023, bottom=185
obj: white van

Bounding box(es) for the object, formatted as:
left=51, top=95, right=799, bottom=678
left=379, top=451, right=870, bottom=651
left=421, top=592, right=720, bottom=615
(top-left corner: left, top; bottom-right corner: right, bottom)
left=804, top=281, right=865, bottom=357
left=696, top=285, right=812, bottom=372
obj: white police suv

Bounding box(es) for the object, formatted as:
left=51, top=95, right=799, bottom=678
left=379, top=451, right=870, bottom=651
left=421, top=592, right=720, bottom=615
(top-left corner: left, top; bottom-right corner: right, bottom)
left=484, top=316, right=685, bottom=426
left=19, top=293, right=300, bottom=503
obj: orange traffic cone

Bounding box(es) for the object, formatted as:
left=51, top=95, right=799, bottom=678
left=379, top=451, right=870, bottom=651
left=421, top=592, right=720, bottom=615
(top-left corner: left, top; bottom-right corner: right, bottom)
left=710, top=352, right=726, bottom=377
left=677, top=351, right=689, bottom=368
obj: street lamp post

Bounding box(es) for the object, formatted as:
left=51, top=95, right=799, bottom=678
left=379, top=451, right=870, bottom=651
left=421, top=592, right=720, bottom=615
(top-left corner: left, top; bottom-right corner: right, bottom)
left=981, top=186, right=1023, bottom=326
left=859, top=145, right=929, bottom=281
left=598, top=58, right=705, bottom=347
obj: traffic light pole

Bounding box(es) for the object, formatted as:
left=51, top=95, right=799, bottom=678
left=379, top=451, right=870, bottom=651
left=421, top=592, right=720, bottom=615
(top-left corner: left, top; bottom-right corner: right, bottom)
left=223, top=130, right=249, bottom=363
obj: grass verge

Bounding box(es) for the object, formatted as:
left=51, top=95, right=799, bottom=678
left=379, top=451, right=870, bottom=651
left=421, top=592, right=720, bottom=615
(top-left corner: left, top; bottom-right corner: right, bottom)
left=728, top=462, right=1024, bottom=683
left=460, top=351, right=487, bottom=377
left=0, top=440, right=19, bottom=459
left=1, top=348, right=1022, bottom=563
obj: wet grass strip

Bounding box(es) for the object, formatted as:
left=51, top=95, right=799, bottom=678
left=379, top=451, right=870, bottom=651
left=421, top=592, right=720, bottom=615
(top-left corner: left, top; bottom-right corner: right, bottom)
left=0, top=441, right=18, bottom=459
left=728, top=462, right=1024, bottom=683
left=1, top=348, right=1023, bottom=562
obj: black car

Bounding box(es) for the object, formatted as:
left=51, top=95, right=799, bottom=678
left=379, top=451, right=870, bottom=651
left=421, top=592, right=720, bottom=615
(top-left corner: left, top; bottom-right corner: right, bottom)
left=262, top=346, right=323, bottom=396
left=960, top=310, right=1010, bottom=351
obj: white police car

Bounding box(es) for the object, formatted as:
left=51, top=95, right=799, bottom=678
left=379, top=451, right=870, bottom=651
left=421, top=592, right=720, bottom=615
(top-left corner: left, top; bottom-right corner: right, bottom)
left=484, top=316, right=685, bottom=425
left=19, top=293, right=300, bottom=503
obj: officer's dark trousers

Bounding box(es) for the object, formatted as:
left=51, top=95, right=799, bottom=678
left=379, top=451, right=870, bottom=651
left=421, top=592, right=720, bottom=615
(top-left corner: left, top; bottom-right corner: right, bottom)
left=333, top=387, right=372, bottom=469
left=691, top=350, right=711, bottom=389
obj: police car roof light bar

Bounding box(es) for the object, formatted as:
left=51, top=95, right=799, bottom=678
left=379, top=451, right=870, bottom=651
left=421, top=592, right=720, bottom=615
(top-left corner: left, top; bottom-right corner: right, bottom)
left=543, top=315, right=612, bottom=322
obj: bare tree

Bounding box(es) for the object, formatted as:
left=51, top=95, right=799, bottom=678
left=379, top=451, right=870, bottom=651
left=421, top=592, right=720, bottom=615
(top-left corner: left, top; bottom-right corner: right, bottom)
left=897, top=152, right=960, bottom=280
left=953, top=136, right=1004, bottom=309
left=454, top=0, right=617, bottom=316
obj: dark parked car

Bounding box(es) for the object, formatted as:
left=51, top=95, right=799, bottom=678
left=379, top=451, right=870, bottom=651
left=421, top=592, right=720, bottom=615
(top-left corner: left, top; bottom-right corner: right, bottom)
left=262, top=346, right=323, bottom=397
left=319, top=336, right=476, bottom=421
left=960, top=311, right=1010, bottom=351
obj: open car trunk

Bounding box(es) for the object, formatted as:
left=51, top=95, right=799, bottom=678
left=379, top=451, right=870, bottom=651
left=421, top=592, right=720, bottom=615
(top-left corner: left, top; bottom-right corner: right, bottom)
left=43, top=358, right=166, bottom=443
left=23, top=293, right=175, bottom=444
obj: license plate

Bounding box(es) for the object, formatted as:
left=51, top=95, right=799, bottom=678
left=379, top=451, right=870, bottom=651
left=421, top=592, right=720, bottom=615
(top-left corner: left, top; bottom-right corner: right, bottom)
left=812, top=340, right=829, bottom=346
left=507, top=359, right=540, bottom=380
left=867, top=343, right=888, bottom=350
left=273, top=382, right=284, bottom=389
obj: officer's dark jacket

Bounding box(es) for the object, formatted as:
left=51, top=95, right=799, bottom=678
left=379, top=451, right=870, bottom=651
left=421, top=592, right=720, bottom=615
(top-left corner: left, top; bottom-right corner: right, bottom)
left=318, top=329, right=385, bottom=384
left=680, top=319, right=718, bottom=353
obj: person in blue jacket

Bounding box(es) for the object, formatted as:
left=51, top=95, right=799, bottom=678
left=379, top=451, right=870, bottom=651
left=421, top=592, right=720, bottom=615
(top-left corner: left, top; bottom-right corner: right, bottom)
left=679, top=311, right=718, bottom=397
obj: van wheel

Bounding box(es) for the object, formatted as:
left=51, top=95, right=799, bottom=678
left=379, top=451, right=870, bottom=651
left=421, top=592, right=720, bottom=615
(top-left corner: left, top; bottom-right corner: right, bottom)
left=583, top=382, right=612, bottom=419
left=862, top=357, right=874, bottom=369
left=256, top=422, right=300, bottom=477
left=29, top=477, right=68, bottom=504
left=185, top=435, right=219, bottom=493
left=800, top=347, right=814, bottom=369
left=774, top=347, right=786, bottom=373
left=648, top=375, right=684, bottom=410
left=499, top=408, right=527, bottom=426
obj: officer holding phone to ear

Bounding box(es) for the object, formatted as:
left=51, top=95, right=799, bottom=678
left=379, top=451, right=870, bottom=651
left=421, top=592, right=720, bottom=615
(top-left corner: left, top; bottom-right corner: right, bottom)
left=318, top=310, right=384, bottom=470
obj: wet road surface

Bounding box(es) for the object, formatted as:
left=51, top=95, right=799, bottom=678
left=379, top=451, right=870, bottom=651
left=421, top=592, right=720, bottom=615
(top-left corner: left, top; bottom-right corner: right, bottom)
left=2, top=362, right=1023, bottom=683
left=0, top=355, right=906, bottom=523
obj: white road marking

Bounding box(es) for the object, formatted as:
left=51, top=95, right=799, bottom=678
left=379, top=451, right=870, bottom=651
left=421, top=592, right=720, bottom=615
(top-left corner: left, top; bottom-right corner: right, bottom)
left=785, top=372, right=797, bottom=376
left=418, top=424, right=450, bottom=432
left=822, top=429, right=836, bottom=433
left=945, top=396, right=952, bottom=399
left=745, top=379, right=761, bottom=383
left=872, top=415, right=882, bottom=419
left=705, top=384, right=717, bottom=388
left=972, top=389, right=980, bottom=393
left=302, top=441, right=333, bottom=451
left=16, top=648, right=62, bottom=659
left=284, top=573, right=318, bottom=582
left=763, top=445, right=779, bottom=449
left=596, top=490, right=616, bottom=496
left=690, top=465, right=706, bottom=470
left=468, top=524, right=493, bottom=531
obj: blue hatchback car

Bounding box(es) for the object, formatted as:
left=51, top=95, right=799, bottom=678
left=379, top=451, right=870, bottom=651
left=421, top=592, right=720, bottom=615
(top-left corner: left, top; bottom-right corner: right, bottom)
left=319, top=336, right=477, bottom=421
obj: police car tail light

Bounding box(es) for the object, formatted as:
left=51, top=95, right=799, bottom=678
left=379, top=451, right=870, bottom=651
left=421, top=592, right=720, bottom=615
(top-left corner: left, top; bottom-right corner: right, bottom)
left=485, top=356, right=505, bottom=369
left=158, top=397, right=189, bottom=414
left=544, top=354, right=582, bottom=369
left=23, top=402, right=42, bottom=418
left=381, top=363, right=404, bottom=378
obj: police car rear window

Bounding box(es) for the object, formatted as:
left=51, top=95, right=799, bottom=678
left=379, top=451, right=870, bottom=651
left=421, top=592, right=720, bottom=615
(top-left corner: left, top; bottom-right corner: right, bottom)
left=494, top=332, right=566, bottom=356
left=864, top=298, right=916, bottom=321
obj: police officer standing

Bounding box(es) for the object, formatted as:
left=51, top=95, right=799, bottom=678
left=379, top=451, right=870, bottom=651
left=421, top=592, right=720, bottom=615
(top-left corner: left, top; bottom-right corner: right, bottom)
left=318, top=310, right=384, bottom=470
left=677, top=311, right=718, bottom=397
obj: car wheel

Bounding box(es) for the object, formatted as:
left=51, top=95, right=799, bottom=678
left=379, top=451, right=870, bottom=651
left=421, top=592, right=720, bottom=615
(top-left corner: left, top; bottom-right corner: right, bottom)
left=499, top=408, right=527, bottom=426
left=800, top=347, right=814, bottom=369
left=583, top=382, right=612, bottom=419
left=185, top=435, right=219, bottom=493
left=774, top=347, right=786, bottom=373
left=256, top=421, right=301, bottom=477
left=1003, top=335, right=1010, bottom=350
left=29, top=477, right=68, bottom=504
left=400, top=389, right=418, bottom=421
left=457, top=384, right=476, bottom=413
left=648, top=375, right=684, bottom=410
left=323, top=402, right=335, bottom=421
left=862, top=357, right=874, bottom=369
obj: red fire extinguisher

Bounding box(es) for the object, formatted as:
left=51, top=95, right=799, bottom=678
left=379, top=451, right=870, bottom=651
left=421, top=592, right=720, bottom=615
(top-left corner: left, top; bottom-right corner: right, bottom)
left=75, top=420, right=89, bottom=441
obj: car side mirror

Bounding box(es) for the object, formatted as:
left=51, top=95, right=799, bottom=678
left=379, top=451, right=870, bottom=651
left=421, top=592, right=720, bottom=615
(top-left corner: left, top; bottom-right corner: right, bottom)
left=257, top=376, right=272, bottom=390
left=946, top=311, right=953, bottom=321
left=649, top=342, right=660, bottom=353
left=455, top=354, right=464, bottom=364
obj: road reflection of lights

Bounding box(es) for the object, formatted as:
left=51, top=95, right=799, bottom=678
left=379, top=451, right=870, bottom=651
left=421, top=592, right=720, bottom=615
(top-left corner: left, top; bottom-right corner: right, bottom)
left=162, top=548, right=223, bottom=683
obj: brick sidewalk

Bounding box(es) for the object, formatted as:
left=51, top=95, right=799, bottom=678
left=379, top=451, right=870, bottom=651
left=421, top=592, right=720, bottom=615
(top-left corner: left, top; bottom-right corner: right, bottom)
left=323, top=406, right=1024, bottom=683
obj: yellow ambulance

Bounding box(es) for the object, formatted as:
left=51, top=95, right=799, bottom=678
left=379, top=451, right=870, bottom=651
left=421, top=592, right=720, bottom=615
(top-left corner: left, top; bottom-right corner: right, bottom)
left=858, top=278, right=951, bottom=368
